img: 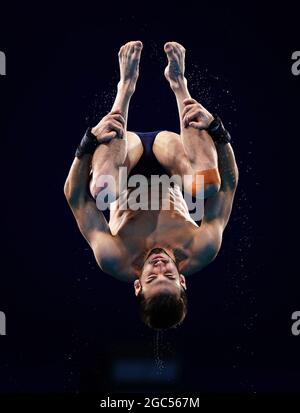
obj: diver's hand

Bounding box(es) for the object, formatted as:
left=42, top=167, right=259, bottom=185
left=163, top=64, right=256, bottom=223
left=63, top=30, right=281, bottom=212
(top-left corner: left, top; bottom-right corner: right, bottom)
left=182, top=98, right=214, bottom=130
left=91, top=110, right=125, bottom=143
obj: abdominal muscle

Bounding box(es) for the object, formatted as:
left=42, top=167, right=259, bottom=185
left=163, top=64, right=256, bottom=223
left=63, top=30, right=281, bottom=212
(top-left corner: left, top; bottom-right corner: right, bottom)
left=108, top=182, right=199, bottom=240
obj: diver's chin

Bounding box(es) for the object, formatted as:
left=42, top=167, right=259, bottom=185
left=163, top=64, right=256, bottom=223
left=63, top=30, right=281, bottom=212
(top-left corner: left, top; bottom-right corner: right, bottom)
left=146, top=247, right=167, bottom=260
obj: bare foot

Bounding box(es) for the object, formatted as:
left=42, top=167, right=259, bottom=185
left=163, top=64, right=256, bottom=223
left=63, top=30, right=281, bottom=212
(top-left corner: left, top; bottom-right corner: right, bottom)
left=164, top=42, right=186, bottom=90
left=118, top=40, right=143, bottom=94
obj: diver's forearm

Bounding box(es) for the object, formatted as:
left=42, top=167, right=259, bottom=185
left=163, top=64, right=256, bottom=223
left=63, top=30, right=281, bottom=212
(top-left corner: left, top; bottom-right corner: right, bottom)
left=64, top=155, right=92, bottom=205
left=215, top=143, right=239, bottom=191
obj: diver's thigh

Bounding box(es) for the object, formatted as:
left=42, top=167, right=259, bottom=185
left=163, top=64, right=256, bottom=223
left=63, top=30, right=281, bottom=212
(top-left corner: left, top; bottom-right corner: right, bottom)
left=125, top=131, right=144, bottom=172
left=153, top=130, right=191, bottom=176
left=89, top=132, right=143, bottom=199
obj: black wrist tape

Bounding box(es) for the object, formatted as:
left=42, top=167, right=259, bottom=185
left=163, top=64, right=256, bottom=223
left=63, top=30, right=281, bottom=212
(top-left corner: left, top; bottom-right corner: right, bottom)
left=207, top=114, right=231, bottom=144
left=75, top=127, right=99, bottom=159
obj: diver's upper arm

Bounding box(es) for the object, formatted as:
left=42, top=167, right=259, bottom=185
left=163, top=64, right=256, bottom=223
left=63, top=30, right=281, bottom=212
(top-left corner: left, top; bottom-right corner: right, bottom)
left=68, top=196, right=110, bottom=246
left=202, top=187, right=237, bottom=229
left=190, top=186, right=237, bottom=272
left=91, top=233, right=123, bottom=275
left=67, top=195, right=123, bottom=275
left=195, top=222, right=223, bottom=266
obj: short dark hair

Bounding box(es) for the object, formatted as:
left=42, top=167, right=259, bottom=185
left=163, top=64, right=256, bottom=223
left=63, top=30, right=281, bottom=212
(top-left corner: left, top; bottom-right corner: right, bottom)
left=136, top=288, right=188, bottom=330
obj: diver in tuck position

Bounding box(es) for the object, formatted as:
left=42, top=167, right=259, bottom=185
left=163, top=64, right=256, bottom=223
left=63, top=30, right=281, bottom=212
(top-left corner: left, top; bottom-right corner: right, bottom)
left=64, top=41, right=239, bottom=330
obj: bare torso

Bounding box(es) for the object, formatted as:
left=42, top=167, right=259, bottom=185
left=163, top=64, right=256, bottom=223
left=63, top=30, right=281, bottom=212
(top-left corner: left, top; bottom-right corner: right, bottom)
left=107, top=180, right=201, bottom=282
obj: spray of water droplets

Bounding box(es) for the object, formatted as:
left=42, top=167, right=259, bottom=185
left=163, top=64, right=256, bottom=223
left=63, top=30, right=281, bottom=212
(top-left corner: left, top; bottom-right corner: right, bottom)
left=153, top=330, right=165, bottom=374
left=84, top=72, right=119, bottom=127
left=187, top=63, right=237, bottom=117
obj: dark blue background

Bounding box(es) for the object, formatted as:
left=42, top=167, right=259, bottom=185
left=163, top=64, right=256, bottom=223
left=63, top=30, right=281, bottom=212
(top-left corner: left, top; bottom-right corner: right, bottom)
left=0, top=4, right=299, bottom=393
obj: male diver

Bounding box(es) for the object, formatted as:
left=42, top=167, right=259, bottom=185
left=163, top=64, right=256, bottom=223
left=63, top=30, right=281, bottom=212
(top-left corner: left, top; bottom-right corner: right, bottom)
left=64, top=41, right=239, bottom=330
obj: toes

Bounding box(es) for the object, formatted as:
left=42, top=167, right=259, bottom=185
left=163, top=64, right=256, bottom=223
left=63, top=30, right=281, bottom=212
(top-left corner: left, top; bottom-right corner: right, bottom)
left=119, top=41, right=142, bottom=58
left=125, top=43, right=131, bottom=54
left=119, top=42, right=130, bottom=57
left=132, top=40, right=143, bottom=59
left=118, top=45, right=125, bottom=57
left=171, top=42, right=183, bottom=57
left=173, top=41, right=185, bottom=52
left=165, top=42, right=185, bottom=58
left=133, top=40, right=143, bottom=50
left=164, top=42, right=177, bottom=59
left=164, top=42, right=172, bottom=52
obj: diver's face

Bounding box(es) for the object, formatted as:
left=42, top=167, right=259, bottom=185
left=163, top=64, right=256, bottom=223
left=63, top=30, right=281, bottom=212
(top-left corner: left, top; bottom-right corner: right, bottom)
left=138, top=249, right=186, bottom=298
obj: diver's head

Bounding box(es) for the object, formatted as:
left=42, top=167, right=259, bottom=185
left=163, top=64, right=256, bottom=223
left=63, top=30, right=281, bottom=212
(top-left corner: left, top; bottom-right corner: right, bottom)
left=134, top=248, right=188, bottom=330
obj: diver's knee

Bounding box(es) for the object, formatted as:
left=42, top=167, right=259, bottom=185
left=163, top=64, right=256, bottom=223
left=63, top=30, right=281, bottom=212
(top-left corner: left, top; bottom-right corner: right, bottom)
left=92, top=176, right=119, bottom=210
left=89, top=168, right=119, bottom=201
